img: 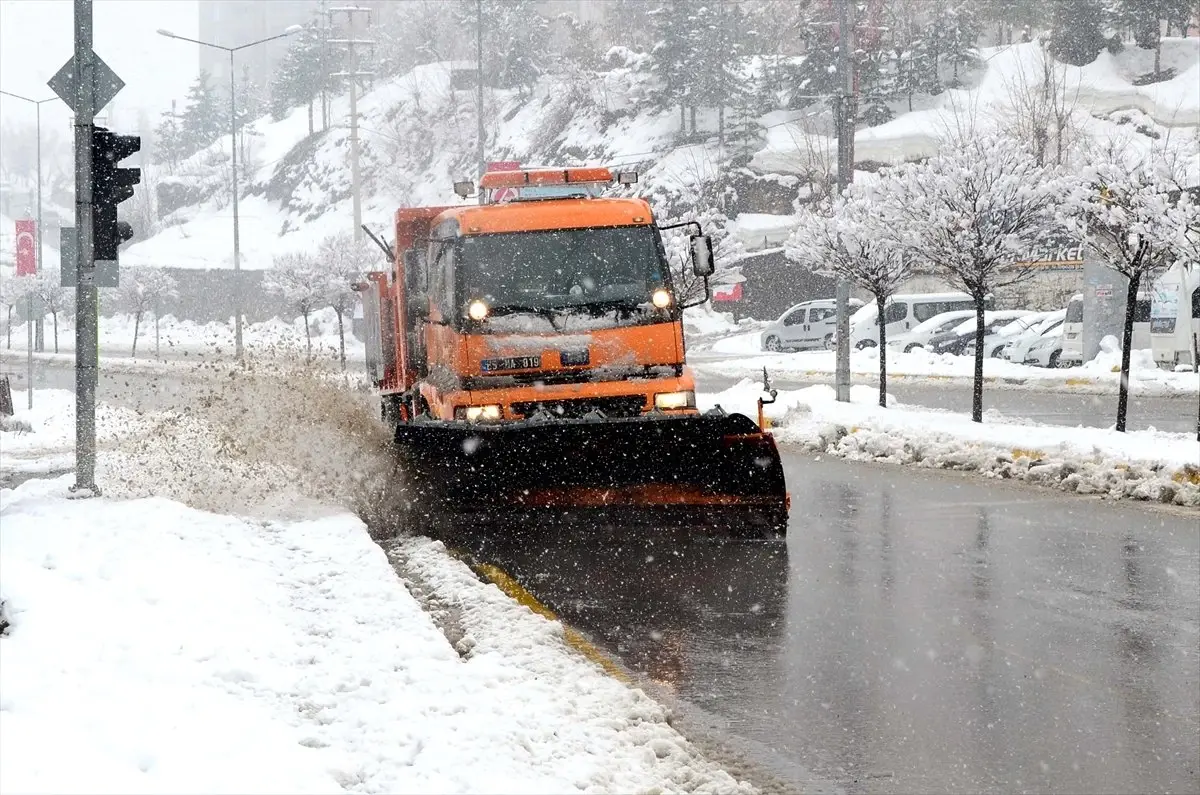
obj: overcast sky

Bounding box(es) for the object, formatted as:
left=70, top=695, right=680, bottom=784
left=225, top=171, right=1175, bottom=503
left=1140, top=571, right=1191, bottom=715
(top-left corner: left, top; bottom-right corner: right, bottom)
left=0, top=0, right=200, bottom=132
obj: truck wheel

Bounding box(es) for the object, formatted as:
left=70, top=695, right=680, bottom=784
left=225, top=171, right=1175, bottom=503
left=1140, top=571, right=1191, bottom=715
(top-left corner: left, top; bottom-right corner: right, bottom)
left=823, top=333, right=834, bottom=349
left=764, top=335, right=783, bottom=352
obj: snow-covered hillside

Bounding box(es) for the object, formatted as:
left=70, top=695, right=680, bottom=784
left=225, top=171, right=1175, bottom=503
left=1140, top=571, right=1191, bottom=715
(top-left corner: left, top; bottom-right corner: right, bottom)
left=121, top=39, right=1200, bottom=275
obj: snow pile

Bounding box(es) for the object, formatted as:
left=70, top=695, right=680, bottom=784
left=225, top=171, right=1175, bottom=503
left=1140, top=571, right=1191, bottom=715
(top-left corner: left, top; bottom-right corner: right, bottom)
left=701, top=379, right=1200, bottom=507
left=0, top=478, right=753, bottom=794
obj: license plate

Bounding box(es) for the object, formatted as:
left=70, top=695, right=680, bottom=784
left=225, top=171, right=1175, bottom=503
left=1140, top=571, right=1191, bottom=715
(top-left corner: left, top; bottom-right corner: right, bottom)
left=481, top=355, right=541, bottom=372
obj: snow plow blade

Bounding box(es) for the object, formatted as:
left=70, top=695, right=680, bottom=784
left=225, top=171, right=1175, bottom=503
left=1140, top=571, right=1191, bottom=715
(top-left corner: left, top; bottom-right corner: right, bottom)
left=393, top=412, right=789, bottom=538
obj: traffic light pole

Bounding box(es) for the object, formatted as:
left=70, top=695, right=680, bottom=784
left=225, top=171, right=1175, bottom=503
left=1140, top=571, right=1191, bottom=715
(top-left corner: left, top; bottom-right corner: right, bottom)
left=72, top=0, right=99, bottom=495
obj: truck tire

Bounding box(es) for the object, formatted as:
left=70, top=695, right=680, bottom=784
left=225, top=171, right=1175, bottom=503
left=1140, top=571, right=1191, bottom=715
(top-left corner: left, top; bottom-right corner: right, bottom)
left=764, top=335, right=783, bottom=352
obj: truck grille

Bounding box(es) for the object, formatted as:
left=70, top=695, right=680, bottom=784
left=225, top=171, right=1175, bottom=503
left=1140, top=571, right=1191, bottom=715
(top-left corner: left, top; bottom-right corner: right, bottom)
left=512, top=396, right=646, bottom=419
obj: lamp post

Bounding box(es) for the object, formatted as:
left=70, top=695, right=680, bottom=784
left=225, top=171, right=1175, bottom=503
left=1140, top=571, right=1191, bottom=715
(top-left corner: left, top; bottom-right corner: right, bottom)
left=0, top=90, right=60, bottom=406
left=157, top=25, right=302, bottom=360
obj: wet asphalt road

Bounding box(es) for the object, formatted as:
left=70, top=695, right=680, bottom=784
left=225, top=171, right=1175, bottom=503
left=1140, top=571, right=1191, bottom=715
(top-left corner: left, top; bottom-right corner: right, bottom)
left=457, top=455, right=1200, bottom=795
left=696, top=372, right=1199, bottom=435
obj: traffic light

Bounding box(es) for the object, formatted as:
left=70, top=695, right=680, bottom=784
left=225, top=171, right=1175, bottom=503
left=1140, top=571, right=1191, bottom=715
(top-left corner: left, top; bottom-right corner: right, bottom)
left=92, top=126, right=140, bottom=261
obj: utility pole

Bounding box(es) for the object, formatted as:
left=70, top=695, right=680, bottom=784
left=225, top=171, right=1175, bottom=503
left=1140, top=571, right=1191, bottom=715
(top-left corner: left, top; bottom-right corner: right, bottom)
left=833, top=0, right=856, bottom=403
left=72, top=0, right=98, bottom=492
left=476, top=0, right=486, bottom=186
left=329, top=5, right=374, bottom=241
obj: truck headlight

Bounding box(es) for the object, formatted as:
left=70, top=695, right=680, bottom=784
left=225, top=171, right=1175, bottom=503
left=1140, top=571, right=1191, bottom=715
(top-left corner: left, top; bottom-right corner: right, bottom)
left=651, top=288, right=673, bottom=309
left=464, top=404, right=502, bottom=422
left=467, top=299, right=489, bottom=321
left=654, top=390, right=695, bottom=410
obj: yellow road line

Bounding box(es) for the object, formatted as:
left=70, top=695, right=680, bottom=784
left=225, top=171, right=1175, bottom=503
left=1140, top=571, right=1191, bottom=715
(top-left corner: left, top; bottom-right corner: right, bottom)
left=475, top=562, right=632, bottom=684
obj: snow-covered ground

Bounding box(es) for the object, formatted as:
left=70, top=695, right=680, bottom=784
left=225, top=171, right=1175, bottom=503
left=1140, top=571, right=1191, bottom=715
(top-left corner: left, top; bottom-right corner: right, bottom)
left=701, top=379, right=1200, bottom=507
left=0, top=380, right=756, bottom=795
left=693, top=329, right=1200, bottom=396
left=1, top=477, right=751, bottom=794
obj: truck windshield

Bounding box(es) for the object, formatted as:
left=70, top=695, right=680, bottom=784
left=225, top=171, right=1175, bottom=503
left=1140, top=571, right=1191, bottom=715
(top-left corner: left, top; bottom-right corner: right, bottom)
left=457, top=225, right=668, bottom=319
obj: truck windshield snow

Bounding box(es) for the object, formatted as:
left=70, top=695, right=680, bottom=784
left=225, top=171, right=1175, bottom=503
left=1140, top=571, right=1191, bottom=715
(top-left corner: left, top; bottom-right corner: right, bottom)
left=457, top=225, right=669, bottom=324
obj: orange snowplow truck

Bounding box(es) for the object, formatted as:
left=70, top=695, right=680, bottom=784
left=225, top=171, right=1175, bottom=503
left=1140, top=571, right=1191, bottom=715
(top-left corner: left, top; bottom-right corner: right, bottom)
left=358, top=165, right=788, bottom=537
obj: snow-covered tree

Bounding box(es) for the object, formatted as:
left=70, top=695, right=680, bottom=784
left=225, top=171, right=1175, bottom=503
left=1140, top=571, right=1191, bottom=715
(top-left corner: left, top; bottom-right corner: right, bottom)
left=786, top=194, right=914, bottom=407
left=153, top=104, right=188, bottom=171
left=1063, top=140, right=1195, bottom=431
left=109, top=268, right=179, bottom=357
left=1, top=274, right=36, bottom=350
left=872, top=132, right=1068, bottom=422
left=265, top=252, right=327, bottom=359
left=269, top=21, right=337, bottom=134
left=318, top=232, right=377, bottom=369
left=1048, top=0, right=1106, bottom=66
left=180, top=71, right=225, bottom=156
left=33, top=270, right=73, bottom=353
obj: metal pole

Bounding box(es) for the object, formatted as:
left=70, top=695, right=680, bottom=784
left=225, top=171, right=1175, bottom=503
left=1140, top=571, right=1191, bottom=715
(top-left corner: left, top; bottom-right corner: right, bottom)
left=73, top=0, right=99, bottom=494
left=26, top=294, right=33, bottom=410
left=833, top=0, right=855, bottom=403
left=229, top=48, right=243, bottom=360
left=475, top=0, right=485, bottom=184
left=348, top=14, right=362, bottom=241
left=28, top=101, right=42, bottom=410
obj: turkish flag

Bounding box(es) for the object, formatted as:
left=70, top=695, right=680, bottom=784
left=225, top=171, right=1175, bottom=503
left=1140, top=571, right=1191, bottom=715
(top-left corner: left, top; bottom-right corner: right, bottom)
left=15, top=219, right=36, bottom=276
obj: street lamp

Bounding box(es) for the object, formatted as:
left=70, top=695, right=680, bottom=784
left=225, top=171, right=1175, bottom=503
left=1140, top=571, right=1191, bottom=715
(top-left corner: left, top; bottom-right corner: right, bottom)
left=0, top=89, right=61, bottom=407
left=157, top=25, right=302, bottom=360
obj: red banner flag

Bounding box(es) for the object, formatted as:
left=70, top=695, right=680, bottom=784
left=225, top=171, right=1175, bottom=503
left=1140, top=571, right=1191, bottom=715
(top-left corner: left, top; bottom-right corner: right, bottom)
left=14, top=219, right=36, bottom=276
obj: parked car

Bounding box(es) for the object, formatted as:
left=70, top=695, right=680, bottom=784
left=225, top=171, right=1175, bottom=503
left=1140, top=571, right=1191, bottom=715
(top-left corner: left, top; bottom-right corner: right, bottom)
left=844, top=292, right=988, bottom=349
left=1023, top=327, right=1065, bottom=368
left=963, top=311, right=1051, bottom=358
left=1001, top=310, right=1066, bottom=363
left=927, top=310, right=1035, bottom=356
left=886, top=310, right=977, bottom=353
left=761, top=298, right=864, bottom=352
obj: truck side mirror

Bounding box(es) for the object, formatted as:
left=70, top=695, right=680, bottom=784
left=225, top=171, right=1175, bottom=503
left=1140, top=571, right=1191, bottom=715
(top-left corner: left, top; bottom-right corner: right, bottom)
left=690, top=234, right=715, bottom=277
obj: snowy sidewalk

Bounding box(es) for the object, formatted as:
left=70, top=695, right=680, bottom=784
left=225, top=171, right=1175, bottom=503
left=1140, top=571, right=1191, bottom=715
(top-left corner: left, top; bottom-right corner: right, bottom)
left=0, top=383, right=754, bottom=794
left=703, top=380, right=1200, bottom=508
left=0, top=487, right=753, bottom=795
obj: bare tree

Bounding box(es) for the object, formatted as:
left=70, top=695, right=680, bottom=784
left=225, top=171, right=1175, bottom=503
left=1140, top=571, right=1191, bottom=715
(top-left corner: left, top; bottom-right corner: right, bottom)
left=110, top=268, right=179, bottom=357
left=996, top=40, right=1081, bottom=167
left=873, top=132, right=1068, bottom=422
left=33, top=271, right=74, bottom=353
left=1063, top=139, right=1196, bottom=432
left=264, top=252, right=327, bottom=359
left=318, top=232, right=378, bottom=369
left=1, top=275, right=36, bottom=350
left=786, top=193, right=914, bottom=407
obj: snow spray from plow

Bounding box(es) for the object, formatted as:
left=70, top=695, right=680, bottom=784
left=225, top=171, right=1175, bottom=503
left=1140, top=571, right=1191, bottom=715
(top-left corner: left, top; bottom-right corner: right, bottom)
left=93, top=356, right=410, bottom=529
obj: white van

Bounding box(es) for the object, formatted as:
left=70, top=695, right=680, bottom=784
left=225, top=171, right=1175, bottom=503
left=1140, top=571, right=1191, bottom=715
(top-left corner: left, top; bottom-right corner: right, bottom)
left=760, top=297, right=865, bottom=352
left=845, top=291, right=982, bottom=349
left=1151, top=263, right=1200, bottom=370
left=1058, top=293, right=1085, bottom=365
